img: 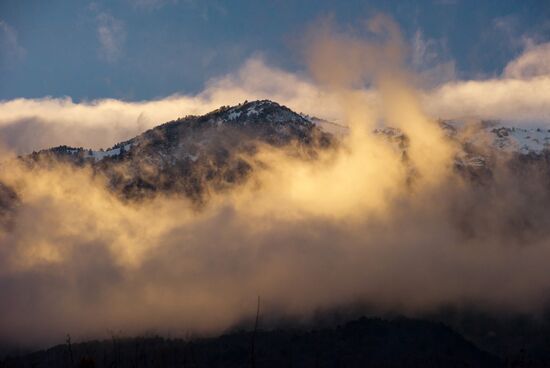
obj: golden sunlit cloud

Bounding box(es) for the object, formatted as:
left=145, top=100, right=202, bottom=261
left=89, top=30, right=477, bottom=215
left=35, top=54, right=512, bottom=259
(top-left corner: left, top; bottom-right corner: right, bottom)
left=2, top=16, right=550, bottom=349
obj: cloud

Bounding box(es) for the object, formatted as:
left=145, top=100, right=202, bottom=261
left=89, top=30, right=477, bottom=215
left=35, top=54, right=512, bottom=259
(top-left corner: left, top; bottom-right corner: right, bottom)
left=3, top=15, right=550, bottom=350
left=503, top=42, right=550, bottom=79
left=424, top=42, right=550, bottom=125
left=423, top=77, right=550, bottom=124
left=410, top=29, right=456, bottom=86
left=0, top=20, right=26, bottom=66
left=0, top=57, right=346, bottom=153
left=2, top=39, right=550, bottom=156
left=96, top=12, right=126, bottom=63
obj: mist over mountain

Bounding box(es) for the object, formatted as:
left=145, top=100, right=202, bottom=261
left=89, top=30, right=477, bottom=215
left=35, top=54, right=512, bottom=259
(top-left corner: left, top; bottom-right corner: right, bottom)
left=22, top=100, right=331, bottom=203
left=16, top=100, right=550, bottom=204
left=3, top=6, right=550, bottom=367
left=3, top=101, right=550, bottom=366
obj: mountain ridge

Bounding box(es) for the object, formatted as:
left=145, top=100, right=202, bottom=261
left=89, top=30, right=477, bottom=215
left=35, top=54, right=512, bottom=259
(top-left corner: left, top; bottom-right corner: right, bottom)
left=14, top=99, right=550, bottom=203
left=23, top=100, right=332, bottom=202
left=1, top=316, right=501, bottom=368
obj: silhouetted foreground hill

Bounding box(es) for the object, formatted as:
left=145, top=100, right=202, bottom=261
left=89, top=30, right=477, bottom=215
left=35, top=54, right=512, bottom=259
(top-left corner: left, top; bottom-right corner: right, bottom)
left=1, top=317, right=500, bottom=368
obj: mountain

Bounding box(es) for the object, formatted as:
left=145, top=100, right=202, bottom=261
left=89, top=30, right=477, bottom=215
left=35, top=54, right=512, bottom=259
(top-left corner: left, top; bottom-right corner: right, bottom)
left=374, top=119, right=550, bottom=158
left=1, top=316, right=501, bottom=368
left=25, top=100, right=333, bottom=202
left=464, top=123, right=550, bottom=155
left=371, top=119, right=550, bottom=185
left=9, top=100, right=550, bottom=204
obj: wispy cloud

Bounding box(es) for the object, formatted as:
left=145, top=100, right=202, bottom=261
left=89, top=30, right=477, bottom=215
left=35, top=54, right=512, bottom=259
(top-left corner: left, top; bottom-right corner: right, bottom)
left=96, top=12, right=126, bottom=63
left=410, top=29, right=456, bottom=86
left=504, top=42, right=550, bottom=79
left=0, top=19, right=26, bottom=66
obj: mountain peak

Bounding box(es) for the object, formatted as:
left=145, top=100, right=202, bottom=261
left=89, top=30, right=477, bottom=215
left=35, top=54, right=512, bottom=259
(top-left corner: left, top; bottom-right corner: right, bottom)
left=24, top=99, right=332, bottom=201
left=204, top=99, right=311, bottom=126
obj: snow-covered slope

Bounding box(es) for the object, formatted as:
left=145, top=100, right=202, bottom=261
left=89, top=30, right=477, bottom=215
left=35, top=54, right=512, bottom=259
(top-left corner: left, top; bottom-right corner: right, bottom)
left=466, top=125, right=550, bottom=155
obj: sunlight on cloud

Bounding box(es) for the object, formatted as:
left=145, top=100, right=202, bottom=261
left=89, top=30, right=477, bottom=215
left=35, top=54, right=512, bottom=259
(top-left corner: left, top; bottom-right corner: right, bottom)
left=424, top=43, right=550, bottom=125
left=2, top=17, right=550, bottom=348
left=504, top=42, right=550, bottom=79
left=1, top=39, right=550, bottom=156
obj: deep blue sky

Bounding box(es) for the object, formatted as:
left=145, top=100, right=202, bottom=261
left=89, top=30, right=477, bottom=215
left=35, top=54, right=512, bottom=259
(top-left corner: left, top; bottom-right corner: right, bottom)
left=1, top=0, right=549, bottom=101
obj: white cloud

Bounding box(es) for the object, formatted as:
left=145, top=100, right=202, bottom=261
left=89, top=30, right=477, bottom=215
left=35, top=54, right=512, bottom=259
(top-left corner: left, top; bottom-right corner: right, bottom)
left=503, top=42, right=550, bottom=79
left=423, top=42, right=550, bottom=125
left=96, top=12, right=126, bottom=63
left=2, top=40, right=550, bottom=155
left=0, top=57, right=349, bottom=153
left=423, top=77, right=550, bottom=124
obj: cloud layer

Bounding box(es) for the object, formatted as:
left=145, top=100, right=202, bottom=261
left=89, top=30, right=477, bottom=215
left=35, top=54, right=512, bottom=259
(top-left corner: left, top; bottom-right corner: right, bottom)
left=1, top=17, right=550, bottom=350
left=1, top=39, right=550, bottom=154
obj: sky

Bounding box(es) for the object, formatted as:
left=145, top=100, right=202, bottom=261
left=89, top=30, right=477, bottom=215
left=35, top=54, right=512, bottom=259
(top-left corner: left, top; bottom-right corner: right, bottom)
left=1, top=0, right=549, bottom=101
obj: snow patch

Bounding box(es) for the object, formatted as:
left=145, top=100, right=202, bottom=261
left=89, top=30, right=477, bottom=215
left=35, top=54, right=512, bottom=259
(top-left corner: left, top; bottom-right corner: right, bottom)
left=227, top=111, right=242, bottom=120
